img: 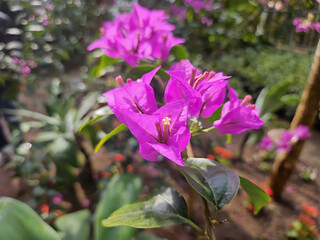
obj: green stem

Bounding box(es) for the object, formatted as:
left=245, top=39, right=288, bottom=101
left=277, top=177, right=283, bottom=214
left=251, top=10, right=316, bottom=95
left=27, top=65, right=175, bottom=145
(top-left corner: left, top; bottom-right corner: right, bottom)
left=201, top=126, right=215, bottom=133
left=186, top=219, right=205, bottom=234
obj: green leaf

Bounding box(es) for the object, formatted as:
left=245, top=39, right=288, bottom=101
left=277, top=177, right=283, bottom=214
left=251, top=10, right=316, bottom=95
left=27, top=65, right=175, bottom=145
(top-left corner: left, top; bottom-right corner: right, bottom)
left=0, top=197, right=60, bottom=240
left=239, top=176, right=271, bottom=215
left=78, top=106, right=112, bottom=132
left=170, top=45, right=189, bottom=60
left=280, top=94, right=300, bottom=106
left=95, top=173, right=143, bottom=240
left=255, top=82, right=291, bottom=117
left=125, top=65, right=170, bottom=81
left=3, top=108, right=60, bottom=126
left=55, top=210, right=90, bottom=240
left=178, top=158, right=240, bottom=210
left=102, top=187, right=200, bottom=230
left=94, top=123, right=128, bottom=152
left=75, top=92, right=100, bottom=125
left=205, top=105, right=222, bottom=124
left=97, top=55, right=120, bottom=77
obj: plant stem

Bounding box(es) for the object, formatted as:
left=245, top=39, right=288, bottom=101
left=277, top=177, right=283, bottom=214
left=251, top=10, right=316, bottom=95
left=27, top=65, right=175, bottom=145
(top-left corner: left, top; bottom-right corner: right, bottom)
left=186, top=219, right=205, bottom=234
left=186, top=142, right=217, bottom=240
left=201, top=126, right=215, bottom=133
left=202, top=197, right=216, bottom=240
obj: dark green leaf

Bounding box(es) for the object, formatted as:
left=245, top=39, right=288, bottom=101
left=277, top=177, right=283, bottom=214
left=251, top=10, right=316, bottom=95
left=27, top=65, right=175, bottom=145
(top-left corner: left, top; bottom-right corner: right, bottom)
left=55, top=210, right=90, bottom=240
left=102, top=187, right=196, bottom=229
left=239, top=176, right=271, bottom=214
left=95, top=173, right=143, bottom=240
left=170, top=45, right=189, bottom=60
left=94, top=124, right=128, bottom=152
left=0, top=197, right=60, bottom=240
left=178, top=158, right=240, bottom=210
left=205, top=105, right=222, bottom=124
left=125, top=65, right=170, bottom=81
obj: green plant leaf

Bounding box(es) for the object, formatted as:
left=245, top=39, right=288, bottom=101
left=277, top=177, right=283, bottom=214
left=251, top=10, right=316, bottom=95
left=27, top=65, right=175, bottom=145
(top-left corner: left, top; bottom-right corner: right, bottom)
left=280, top=94, right=300, bottom=105
left=97, top=55, right=120, bottom=77
left=102, top=187, right=200, bottom=231
left=178, top=158, right=240, bottom=210
left=94, top=123, right=128, bottom=152
left=205, top=105, right=222, bottom=124
left=255, top=82, right=291, bottom=118
left=0, top=197, right=60, bottom=240
left=75, top=92, right=100, bottom=125
left=239, top=176, right=271, bottom=214
left=95, top=173, right=143, bottom=240
left=125, top=65, right=170, bottom=81
left=78, top=106, right=112, bottom=132
left=170, top=45, right=189, bottom=60
left=55, top=210, right=90, bottom=240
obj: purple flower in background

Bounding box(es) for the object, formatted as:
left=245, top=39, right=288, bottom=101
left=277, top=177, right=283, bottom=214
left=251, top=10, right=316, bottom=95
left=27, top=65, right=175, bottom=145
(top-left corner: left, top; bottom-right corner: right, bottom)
left=259, top=136, right=274, bottom=150
left=293, top=18, right=311, bottom=33
left=201, top=16, right=213, bottom=26
left=171, top=4, right=186, bottom=21
left=213, top=89, right=264, bottom=134
left=52, top=194, right=63, bottom=205
left=183, top=0, right=214, bottom=12
left=165, top=59, right=230, bottom=118
left=88, top=3, right=184, bottom=66
left=277, top=130, right=294, bottom=152
left=293, top=125, right=311, bottom=140
left=311, top=22, right=320, bottom=33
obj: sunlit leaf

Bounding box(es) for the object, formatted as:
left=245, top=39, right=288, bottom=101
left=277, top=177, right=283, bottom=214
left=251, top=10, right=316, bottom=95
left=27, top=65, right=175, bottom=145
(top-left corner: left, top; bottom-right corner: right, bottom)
left=239, top=176, right=271, bottom=214
left=94, top=123, right=128, bottom=152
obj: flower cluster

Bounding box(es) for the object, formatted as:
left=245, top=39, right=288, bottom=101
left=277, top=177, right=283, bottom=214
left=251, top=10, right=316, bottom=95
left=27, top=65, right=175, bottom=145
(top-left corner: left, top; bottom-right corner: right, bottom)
left=259, top=125, right=311, bottom=152
left=183, top=0, right=214, bottom=13
left=12, top=57, right=37, bottom=77
left=87, top=4, right=184, bottom=67
left=293, top=18, right=320, bottom=33
left=104, top=61, right=264, bottom=166
left=287, top=203, right=319, bottom=239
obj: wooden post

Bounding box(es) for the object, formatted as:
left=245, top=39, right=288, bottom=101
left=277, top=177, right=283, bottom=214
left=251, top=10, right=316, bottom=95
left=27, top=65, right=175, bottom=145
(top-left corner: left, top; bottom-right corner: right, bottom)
left=269, top=39, right=320, bottom=200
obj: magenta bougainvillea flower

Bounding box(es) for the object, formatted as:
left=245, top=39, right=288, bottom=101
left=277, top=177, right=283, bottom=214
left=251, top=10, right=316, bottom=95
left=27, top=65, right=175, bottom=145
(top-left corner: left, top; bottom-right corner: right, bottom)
left=104, top=68, right=190, bottom=165
left=88, top=3, right=184, bottom=66
left=171, top=4, right=186, bottom=21
left=103, top=67, right=161, bottom=125
left=165, top=59, right=230, bottom=118
left=293, top=18, right=311, bottom=33
left=213, top=88, right=264, bottom=134
left=183, top=0, right=214, bottom=13
left=259, top=136, right=274, bottom=150
left=293, top=125, right=311, bottom=140
left=277, top=130, right=294, bottom=152
left=123, top=100, right=190, bottom=166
